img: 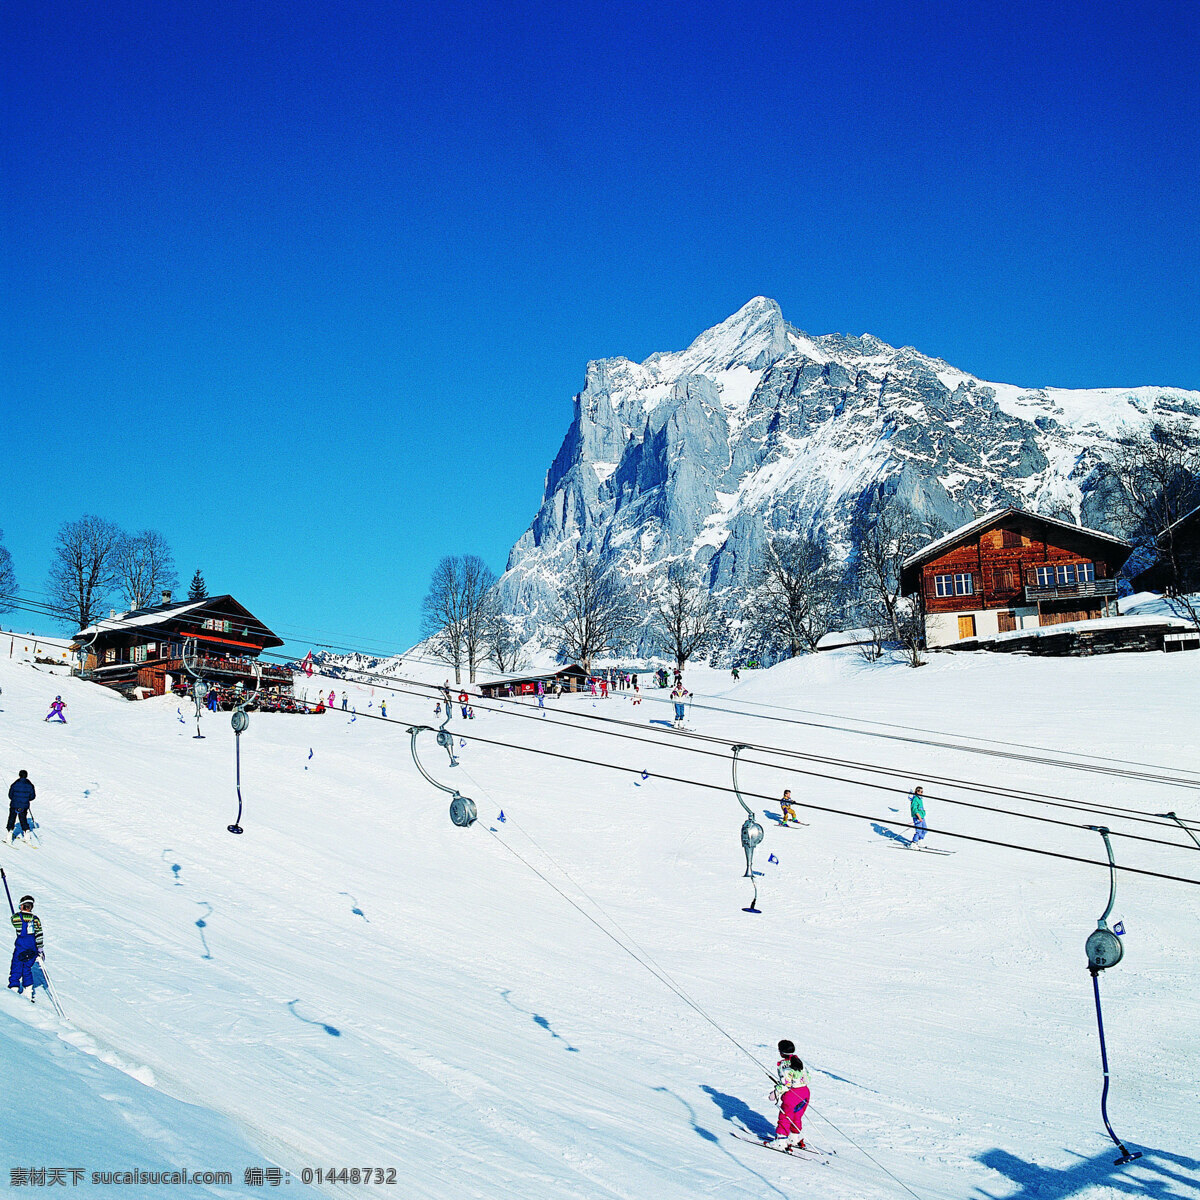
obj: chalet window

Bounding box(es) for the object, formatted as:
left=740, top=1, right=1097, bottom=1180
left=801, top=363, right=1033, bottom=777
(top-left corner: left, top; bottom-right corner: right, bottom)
left=1055, top=564, right=1076, bottom=585
left=1077, top=562, right=1095, bottom=582
left=934, top=574, right=954, bottom=597
left=994, top=567, right=1016, bottom=591
left=104, top=648, right=116, bottom=664
left=954, top=573, right=974, bottom=596
left=1035, top=566, right=1054, bottom=587
left=132, top=644, right=147, bottom=663
left=1000, top=530, right=1021, bottom=548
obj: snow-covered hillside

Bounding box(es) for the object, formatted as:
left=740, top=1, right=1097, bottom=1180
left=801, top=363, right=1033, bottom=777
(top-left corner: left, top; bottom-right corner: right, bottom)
left=496, top=297, right=1200, bottom=658
left=1, top=637, right=1198, bottom=1198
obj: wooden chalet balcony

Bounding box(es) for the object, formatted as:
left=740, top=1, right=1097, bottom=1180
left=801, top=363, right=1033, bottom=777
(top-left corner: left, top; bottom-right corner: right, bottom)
left=164, top=655, right=293, bottom=683
left=1023, top=577, right=1118, bottom=603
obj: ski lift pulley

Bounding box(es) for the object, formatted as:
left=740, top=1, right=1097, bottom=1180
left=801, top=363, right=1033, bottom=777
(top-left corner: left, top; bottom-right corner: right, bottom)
left=407, top=724, right=476, bottom=828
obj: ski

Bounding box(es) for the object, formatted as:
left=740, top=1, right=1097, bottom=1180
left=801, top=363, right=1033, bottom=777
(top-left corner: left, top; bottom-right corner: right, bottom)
left=730, top=1132, right=831, bottom=1160
left=889, top=842, right=955, bottom=854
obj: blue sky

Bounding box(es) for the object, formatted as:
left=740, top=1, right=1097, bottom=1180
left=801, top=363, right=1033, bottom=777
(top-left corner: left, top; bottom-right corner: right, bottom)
left=2, top=0, right=1198, bottom=653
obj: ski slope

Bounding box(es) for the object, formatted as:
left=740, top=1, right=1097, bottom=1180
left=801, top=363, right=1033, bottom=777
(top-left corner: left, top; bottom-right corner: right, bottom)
left=0, top=634, right=1198, bottom=1199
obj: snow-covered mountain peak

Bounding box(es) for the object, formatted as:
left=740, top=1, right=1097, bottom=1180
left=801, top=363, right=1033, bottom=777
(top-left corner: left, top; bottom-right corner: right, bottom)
left=499, top=299, right=1200, bottom=661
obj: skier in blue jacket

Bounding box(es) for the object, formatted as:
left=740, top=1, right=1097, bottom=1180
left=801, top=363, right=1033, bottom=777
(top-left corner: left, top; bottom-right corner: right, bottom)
left=6, top=770, right=35, bottom=843
left=909, top=786, right=927, bottom=846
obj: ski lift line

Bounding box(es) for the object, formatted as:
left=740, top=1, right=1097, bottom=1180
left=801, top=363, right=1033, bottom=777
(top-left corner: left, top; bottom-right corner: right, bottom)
left=277, top=666, right=1200, bottom=842
left=295, top=696, right=1200, bottom=885
left=19, top=594, right=1199, bottom=830
left=447, top=728, right=1200, bottom=885
left=19, top=589, right=1200, bottom=803
left=690, top=689, right=1200, bottom=782
left=250, top=641, right=1200, bottom=820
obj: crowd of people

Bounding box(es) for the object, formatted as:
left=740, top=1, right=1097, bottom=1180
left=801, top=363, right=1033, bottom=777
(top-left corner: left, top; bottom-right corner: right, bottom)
left=171, top=680, right=318, bottom=714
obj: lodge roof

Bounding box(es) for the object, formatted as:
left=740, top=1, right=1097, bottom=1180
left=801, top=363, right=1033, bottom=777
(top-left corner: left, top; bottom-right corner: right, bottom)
left=479, top=664, right=586, bottom=688
left=75, top=594, right=284, bottom=650
left=1154, top=503, right=1200, bottom=544
left=901, top=507, right=1131, bottom=574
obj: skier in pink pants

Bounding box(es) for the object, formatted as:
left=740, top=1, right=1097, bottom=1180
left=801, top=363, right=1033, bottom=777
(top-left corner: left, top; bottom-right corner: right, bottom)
left=767, top=1039, right=810, bottom=1150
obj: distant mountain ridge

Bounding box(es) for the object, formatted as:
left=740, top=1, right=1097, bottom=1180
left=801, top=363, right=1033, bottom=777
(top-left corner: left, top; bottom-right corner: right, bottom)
left=492, top=297, right=1200, bottom=660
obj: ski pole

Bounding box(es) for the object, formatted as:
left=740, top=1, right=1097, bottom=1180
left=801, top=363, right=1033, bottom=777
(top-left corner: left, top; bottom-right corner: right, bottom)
left=0, top=867, right=14, bottom=913
left=38, top=962, right=67, bottom=1020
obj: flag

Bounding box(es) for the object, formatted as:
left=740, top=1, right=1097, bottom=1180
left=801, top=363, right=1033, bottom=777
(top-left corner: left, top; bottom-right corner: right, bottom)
left=300, top=651, right=314, bottom=678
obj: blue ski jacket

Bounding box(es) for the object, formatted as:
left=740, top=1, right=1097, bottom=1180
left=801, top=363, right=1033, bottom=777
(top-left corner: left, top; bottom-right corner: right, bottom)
left=8, top=778, right=35, bottom=810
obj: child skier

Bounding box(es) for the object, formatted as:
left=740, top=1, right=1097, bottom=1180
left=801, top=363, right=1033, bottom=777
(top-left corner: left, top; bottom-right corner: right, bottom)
left=779, top=789, right=799, bottom=825
left=766, top=1039, right=811, bottom=1150
left=44, top=696, right=67, bottom=723
left=670, top=686, right=690, bottom=728
left=8, top=895, right=43, bottom=1000
left=909, top=786, right=927, bottom=847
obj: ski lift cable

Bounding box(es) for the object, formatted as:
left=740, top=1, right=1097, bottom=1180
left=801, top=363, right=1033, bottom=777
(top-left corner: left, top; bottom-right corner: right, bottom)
left=287, top=694, right=1200, bottom=886
left=276, top=663, right=1200, bottom=844
left=16, top=590, right=1200, bottom=805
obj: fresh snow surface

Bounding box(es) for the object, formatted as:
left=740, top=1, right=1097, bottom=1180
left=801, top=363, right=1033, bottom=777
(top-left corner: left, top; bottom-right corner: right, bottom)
left=1, top=635, right=1198, bottom=1198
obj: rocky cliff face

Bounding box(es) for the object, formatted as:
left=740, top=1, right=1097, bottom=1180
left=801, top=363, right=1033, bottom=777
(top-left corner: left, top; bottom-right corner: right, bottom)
left=496, top=297, right=1200, bottom=658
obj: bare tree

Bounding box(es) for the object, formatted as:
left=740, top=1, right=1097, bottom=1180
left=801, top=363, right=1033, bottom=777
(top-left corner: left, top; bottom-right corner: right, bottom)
left=459, top=556, right=498, bottom=683
left=483, top=601, right=526, bottom=674
left=855, top=493, right=941, bottom=667
left=651, top=563, right=718, bottom=670
left=114, top=529, right=178, bottom=610
left=1109, top=422, right=1200, bottom=627
left=548, top=555, right=635, bottom=672
left=47, top=515, right=123, bottom=630
left=0, top=529, right=16, bottom=613
left=420, top=555, right=497, bottom=683
left=747, top=536, right=842, bottom=658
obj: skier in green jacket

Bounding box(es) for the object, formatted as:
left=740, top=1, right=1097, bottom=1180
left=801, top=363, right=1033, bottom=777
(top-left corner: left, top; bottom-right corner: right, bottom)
left=909, top=786, right=927, bottom=847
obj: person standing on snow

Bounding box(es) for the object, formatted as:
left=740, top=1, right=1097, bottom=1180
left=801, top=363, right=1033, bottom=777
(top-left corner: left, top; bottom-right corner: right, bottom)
left=341, top=691, right=348, bottom=711
left=327, top=689, right=335, bottom=707
left=6, top=770, right=35, bottom=842
left=8, top=895, right=43, bottom=999
left=909, top=785, right=927, bottom=847
left=670, top=686, right=689, bottom=729
left=380, top=699, right=387, bottom=718
left=44, top=696, right=67, bottom=723
left=779, top=789, right=799, bottom=826
left=765, top=1039, right=811, bottom=1150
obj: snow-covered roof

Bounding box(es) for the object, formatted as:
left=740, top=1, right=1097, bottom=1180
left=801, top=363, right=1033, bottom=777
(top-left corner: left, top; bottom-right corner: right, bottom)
left=76, top=599, right=208, bottom=638
left=1156, top=502, right=1200, bottom=542
left=902, top=507, right=1131, bottom=572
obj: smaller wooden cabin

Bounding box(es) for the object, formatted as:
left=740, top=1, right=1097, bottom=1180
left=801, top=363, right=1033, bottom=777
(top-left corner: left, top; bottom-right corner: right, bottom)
left=74, top=593, right=291, bottom=699
left=1131, top=504, right=1200, bottom=596
left=900, top=508, right=1132, bottom=648
left=477, top=665, right=588, bottom=698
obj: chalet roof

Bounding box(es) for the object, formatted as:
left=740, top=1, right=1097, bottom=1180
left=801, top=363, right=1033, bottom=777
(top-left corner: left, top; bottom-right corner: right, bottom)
left=75, top=594, right=284, bottom=650
left=480, top=664, right=586, bottom=687
left=1155, top=503, right=1200, bottom=543
left=902, top=507, right=1131, bottom=573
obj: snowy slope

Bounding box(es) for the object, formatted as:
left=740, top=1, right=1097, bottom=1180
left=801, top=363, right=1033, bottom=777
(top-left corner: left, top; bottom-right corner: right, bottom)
left=0, top=637, right=1198, bottom=1198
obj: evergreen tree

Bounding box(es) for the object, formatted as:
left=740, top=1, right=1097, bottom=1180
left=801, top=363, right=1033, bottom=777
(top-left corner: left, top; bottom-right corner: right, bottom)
left=187, top=569, right=208, bottom=601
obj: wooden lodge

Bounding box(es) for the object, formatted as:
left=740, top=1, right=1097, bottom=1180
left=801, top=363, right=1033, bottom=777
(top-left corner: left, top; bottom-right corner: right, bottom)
left=900, top=508, right=1132, bottom=649
left=477, top=664, right=588, bottom=699
left=1131, top=504, right=1200, bottom=597
left=73, top=592, right=291, bottom=700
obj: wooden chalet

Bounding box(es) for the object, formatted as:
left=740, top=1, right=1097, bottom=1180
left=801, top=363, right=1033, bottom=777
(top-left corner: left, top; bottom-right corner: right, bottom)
left=73, top=592, right=291, bottom=699
left=477, top=664, right=588, bottom=698
left=900, top=508, right=1132, bottom=649
left=1131, top=504, right=1200, bottom=596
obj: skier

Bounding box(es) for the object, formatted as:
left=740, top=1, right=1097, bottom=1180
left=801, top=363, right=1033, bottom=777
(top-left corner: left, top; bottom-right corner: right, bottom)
left=380, top=699, right=387, bottom=718
left=537, top=681, right=545, bottom=709
left=206, top=688, right=220, bottom=713
left=328, top=690, right=335, bottom=707
left=766, top=1039, right=811, bottom=1150
left=779, top=788, right=798, bottom=826
left=670, top=686, right=690, bottom=729
left=8, top=895, right=43, bottom=1000
left=599, top=678, right=608, bottom=699
left=6, top=770, right=35, bottom=843
left=44, top=696, right=67, bottom=723
left=909, top=785, right=927, bottom=847
left=467, top=706, right=475, bottom=720
left=341, top=691, right=348, bottom=711
left=731, top=667, right=741, bottom=681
